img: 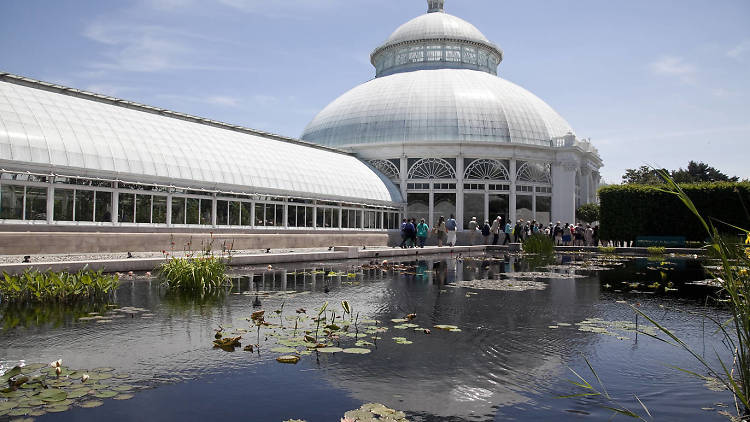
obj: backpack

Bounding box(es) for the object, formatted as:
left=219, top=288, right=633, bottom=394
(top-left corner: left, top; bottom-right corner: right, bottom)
left=481, top=224, right=491, bottom=236
left=446, top=219, right=457, bottom=231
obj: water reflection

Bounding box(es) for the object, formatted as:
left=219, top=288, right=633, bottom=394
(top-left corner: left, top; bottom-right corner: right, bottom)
left=0, top=253, right=731, bottom=421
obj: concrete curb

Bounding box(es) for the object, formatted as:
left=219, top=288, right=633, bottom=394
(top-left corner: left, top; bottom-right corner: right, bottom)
left=0, top=244, right=706, bottom=275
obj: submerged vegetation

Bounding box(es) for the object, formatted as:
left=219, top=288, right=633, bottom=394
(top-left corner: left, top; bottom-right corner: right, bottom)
left=646, top=246, right=666, bottom=255
left=523, top=233, right=555, bottom=255
left=158, top=256, right=229, bottom=293
left=0, top=269, right=118, bottom=304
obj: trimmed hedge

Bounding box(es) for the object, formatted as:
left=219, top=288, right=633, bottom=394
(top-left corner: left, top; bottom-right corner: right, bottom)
left=599, top=182, right=750, bottom=241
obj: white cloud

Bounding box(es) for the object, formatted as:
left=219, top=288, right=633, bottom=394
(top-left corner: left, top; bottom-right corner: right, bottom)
left=727, top=40, right=750, bottom=61
left=648, top=56, right=697, bottom=85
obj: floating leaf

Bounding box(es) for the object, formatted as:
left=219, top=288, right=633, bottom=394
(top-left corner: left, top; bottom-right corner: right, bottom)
left=113, top=393, right=135, bottom=400
left=276, top=355, right=300, bottom=364
left=78, top=400, right=104, bottom=408
left=390, top=318, right=408, bottom=323
left=93, top=391, right=117, bottom=399
left=112, top=385, right=134, bottom=392
left=316, top=347, right=343, bottom=353
left=271, top=347, right=298, bottom=354
left=38, top=388, right=68, bottom=402
left=67, top=389, right=91, bottom=399
left=0, top=401, right=17, bottom=411
left=8, top=408, right=30, bottom=416
left=29, top=409, right=47, bottom=416
left=434, top=325, right=459, bottom=331
left=45, top=405, right=71, bottom=413
left=342, top=348, right=371, bottom=355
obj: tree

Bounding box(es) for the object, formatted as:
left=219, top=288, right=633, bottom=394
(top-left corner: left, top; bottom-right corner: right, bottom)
left=576, top=203, right=600, bottom=223
left=621, top=166, right=667, bottom=184
left=621, top=162, right=739, bottom=185
left=671, top=161, right=739, bottom=183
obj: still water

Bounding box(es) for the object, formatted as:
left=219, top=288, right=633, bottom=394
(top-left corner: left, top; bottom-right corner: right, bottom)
left=0, top=253, right=734, bottom=421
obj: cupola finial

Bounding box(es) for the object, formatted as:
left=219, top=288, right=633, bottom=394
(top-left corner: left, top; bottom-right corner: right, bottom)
left=427, top=0, right=444, bottom=13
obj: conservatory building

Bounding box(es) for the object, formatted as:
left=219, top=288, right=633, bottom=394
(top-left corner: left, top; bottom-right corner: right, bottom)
left=302, top=0, right=602, bottom=229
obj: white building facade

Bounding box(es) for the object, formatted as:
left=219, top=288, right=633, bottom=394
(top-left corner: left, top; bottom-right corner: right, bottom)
left=302, top=0, right=602, bottom=228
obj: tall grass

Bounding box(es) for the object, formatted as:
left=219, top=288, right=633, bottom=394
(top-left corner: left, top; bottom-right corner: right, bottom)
left=632, top=170, right=750, bottom=416
left=523, top=233, right=555, bottom=254
left=158, top=256, right=229, bottom=293
left=0, top=268, right=118, bottom=304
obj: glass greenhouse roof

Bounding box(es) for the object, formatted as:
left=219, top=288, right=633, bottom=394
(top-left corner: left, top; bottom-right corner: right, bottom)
left=0, top=74, right=402, bottom=205
left=302, top=69, right=574, bottom=147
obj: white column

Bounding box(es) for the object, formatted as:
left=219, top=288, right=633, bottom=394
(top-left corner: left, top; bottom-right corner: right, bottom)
left=166, top=195, right=173, bottom=226
left=428, top=190, right=434, bottom=227
left=399, top=156, right=408, bottom=203
left=509, top=159, right=517, bottom=223
left=580, top=168, right=591, bottom=205
left=111, top=182, right=119, bottom=224
left=455, top=155, right=464, bottom=230
left=46, top=183, right=54, bottom=224
left=551, top=162, right=577, bottom=223
left=211, top=196, right=217, bottom=227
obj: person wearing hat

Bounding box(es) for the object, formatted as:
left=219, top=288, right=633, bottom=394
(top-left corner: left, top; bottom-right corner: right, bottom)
left=467, top=216, right=478, bottom=245
left=553, top=222, right=563, bottom=245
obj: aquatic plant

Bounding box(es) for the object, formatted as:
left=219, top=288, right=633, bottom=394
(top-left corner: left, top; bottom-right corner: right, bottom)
left=522, top=233, right=555, bottom=255
left=646, top=246, right=666, bottom=255
left=0, top=269, right=118, bottom=304
left=158, top=256, right=229, bottom=293
left=598, top=246, right=617, bottom=254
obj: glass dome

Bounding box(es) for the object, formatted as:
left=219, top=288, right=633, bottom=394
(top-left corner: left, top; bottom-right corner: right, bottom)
left=302, top=1, right=574, bottom=148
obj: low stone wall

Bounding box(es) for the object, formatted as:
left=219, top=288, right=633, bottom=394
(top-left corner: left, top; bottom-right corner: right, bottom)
left=0, top=231, right=389, bottom=255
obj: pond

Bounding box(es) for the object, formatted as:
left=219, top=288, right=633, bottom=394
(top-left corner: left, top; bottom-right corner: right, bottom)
left=0, top=253, right=735, bottom=421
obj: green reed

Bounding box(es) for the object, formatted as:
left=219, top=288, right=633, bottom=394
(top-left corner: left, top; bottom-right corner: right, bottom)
left=158, top=256, right=229, bottom=293
left=0, top=268, right=118, bottom=304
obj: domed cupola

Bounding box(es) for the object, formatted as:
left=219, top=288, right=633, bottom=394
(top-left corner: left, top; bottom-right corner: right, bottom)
left=371, top=0, right=503, bottom=77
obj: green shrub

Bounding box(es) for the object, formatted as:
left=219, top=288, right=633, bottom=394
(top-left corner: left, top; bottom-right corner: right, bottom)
left=599, top=182, right=750, bottom=241
left=523, top=233, right=555, bottom=254
left=159, top=256, right=229, bottom=293
left=0, top=269, right=118, bottom=304
left=647, top=246, right=666, bottom=255
left=576, top=203, right=600, bottom=223
left=598, top=246, right=616, bottom=254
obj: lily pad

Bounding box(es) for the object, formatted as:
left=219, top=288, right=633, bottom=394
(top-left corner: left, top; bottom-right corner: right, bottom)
left=45, top=405, right=71, bottom=413
left=78, top=400, right=104, bottom=408
left=92, top=367, right=115, bottom=372
left=0, top=401, right=17, bottom=411
left=29, top=409, right=47, bottom=416
left=20, top=363, right=46, bottom=373
left=390, top=318, right=408, bottom=323
left=8, top=408, right=30, bottom=416
left=67, top=389, right=90, bottom=399
left=112, top=385, right=134, bottom=392
left=316, top=347, right=344, bottom=353
left=342, top=348, right=371, bottom=355
left=276, top=355, right=301, bottom=364
left=434, top=325, right=459, bottom=331
left=38, top=388, right=68, bottom=402
left=93, top=390, right=117, bottom=399
left=113, top=393, right=134, bottom=400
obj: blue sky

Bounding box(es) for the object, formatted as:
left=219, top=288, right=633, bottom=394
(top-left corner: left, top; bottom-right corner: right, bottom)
left=1, top=0, right=748, bottom=183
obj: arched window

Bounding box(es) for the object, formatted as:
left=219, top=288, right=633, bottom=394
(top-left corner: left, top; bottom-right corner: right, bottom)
left=516, top=162, right=551, bottom=184
left=367, top=159, right=400, bottom=179
left=408, top=158, right=456, bottom=179
left=464, top=159, right=510, bottom=181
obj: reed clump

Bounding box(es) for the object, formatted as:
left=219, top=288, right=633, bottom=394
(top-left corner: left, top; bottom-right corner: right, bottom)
left=158, top=256, right=229, bottom=293
left=522, top=233, right=555, bottom=255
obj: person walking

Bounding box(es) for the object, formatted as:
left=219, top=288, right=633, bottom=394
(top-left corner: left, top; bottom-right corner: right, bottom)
left=446, top=214, right=458, bottom=246
left=481, top=220, right=491, bottom=244
left=553, top=222, right=563, bottom=245
left=409, top=218, right=418, bottom=247
left=402, top=219, right=415, bottom=248
left=503, top=220, right=512, bottom=245
left=416, top=218, right=429, bottom=248
left=490, top=216, right=501, bottom=245
left=435, top=216, right=447, bottom=247
left=467, top=217, right=478, bottom=245
left=513, top=219, right=523, bottom=243
left=399, top=218, right=409, bottom=248
left=562, top=223, right=572, bottom=246
left=584, top=224, right=594, bottom=246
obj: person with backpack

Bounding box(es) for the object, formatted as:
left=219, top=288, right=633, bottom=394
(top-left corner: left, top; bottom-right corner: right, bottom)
left=416, top=218, right=429, bottom=248
left=446, top=214, right=458, bottom=246
left=481, top=220, right=491, bottom=244
left=513, top=219, right=523, bottom=243
left=399, top=219, right=409, bottom=248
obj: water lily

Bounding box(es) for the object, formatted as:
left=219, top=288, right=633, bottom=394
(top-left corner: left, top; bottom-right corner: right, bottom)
left=81, top=374, right=89, bottom=383
left=50, top=359, right=62, bottom=368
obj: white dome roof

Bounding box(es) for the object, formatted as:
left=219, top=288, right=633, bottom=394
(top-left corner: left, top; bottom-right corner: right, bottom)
left=382, top=12, right=492, bottom=49
left=301, top=69, right=574, bottom=147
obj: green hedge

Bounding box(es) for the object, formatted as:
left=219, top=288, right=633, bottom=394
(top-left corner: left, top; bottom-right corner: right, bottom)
left=598, top=182, right=750, bottom=241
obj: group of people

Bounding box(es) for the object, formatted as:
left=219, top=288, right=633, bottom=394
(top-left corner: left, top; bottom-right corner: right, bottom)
left=399, top=215, right=459, bottom=248
left=400, top=216, right=600, bottom=247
